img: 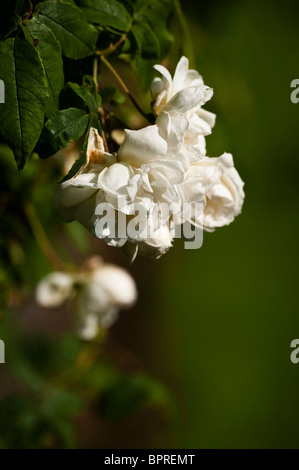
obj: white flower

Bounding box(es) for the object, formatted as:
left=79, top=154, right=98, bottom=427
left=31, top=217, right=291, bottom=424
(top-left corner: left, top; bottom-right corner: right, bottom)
left=55, top=127, right=182, bottom=259
left=74, top=262, right=137, bottom=339
left=151, top=56, right=216, bottom=156
left=35, top=257, right=137, bottom=340
left=151, top=56, right=212, bottom=114
left=178, top=153, right=244, bottom=230
left=54, top=56, right=245, bottom=260
left=36, top=272, right=74, bottom=308
left=203, top=154, right=245, bottom=231
left=123, top=223, right=174, bottom=261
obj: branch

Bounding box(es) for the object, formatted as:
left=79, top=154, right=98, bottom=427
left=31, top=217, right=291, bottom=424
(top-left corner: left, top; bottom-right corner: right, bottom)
left=100, top=56, right=150, bottom=123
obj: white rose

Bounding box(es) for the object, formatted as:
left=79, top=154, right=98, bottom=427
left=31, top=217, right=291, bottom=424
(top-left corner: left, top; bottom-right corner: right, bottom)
left=151, top=56, right=216, bottom=154
left=178, top=153, right=244, bottom=229
left=151, top=56, right=212, bottom=114
left=35, top=258, right=137, bottom=340
left=203, top=154, right=245, bottom=231
left=74, top=263, right=137, bottom=340
left=36, top=272, right=74, bottom=308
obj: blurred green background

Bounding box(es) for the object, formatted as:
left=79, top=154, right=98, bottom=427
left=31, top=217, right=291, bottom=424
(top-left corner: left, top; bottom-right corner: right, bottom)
left=1, top=0, right=299, bottom=449
left=131, top=0, right=299, bottom=448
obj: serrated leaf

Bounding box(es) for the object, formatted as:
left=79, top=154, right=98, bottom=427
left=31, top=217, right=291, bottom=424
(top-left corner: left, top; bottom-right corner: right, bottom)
left=67, top=82, right=101, bottom=114
left=0, top=38, right=48, bottom=169
left=35, top=0, right=98, bottom=60
left=132, top=23, right=160, bottom=59
left=77, top=0, right=132, bottom=31
left=37, top=108, right=89, bottom=159
left=22, top=18, right=64, bottom=118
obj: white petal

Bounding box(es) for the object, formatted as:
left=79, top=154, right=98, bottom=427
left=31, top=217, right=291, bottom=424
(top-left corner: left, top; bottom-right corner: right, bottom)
left=92, top=265, right=137, bottom=306
left=203, top=155, right=245, bottom=229
left=156, top=112, right=189, bottom=147
left=150, top=77, right=164, bottom=99
left=76, top=312, right=99, bottom=340
left=98, top=162, right=134, bottom=196
left=36, top=272, right=74, bottom=308
left=172, top=56, right=189, bottom=90
left=118, top=126, right=167, bottom=166
left=163, top=86, right=205, bottom=113
left=148, top=159, right=185, bottom=184
left=153, top=64, right=172, bottom=88
left=138, top=224, right=173, bottom=259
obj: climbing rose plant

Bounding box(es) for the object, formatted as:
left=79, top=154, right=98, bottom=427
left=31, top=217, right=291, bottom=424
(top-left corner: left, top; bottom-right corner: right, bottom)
left=0, top=0, right=245, bottom=448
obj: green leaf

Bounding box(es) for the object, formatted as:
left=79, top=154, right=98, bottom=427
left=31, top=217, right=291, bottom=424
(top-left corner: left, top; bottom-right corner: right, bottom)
left=0, top=38, right=48, bottom=169
left=133, top=0, right=174, bottom=57
left=37, top=108, right=89, bottom=159
left=173, top=0, right=195, bottom=68
left=35, top=0, right=98, bottom=60
left=42, top=389, right=83, bottom=419
left=67, top=82, right=101, bottom=114
left=99, top=86, right=126, bottom=106
left=22, top=18, right=64, bottom=118
left=131, top=56, right=157, bottom=90
left=77, top=0, right=132, bottom=31
left=132, top=23, right=160, bottom=59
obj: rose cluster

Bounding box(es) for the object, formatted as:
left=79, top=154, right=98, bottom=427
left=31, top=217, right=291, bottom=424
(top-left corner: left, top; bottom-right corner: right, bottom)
left=55, top=57, right=244, bottom=260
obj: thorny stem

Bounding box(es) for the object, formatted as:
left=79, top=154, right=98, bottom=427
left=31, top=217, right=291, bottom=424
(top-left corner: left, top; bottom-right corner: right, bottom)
left=24, top=202, right=67, bottom=272
left=100, top=55, right=150, bottom=123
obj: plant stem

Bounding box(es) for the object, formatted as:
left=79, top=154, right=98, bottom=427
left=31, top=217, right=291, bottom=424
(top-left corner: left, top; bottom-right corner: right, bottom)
left=100, top=56, right=150, bottom=122
left=96, top=34, right=127, bottom=57
left=93, top=56, right=98, bottom=92
left=24, top=202, right=67, bottom=272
